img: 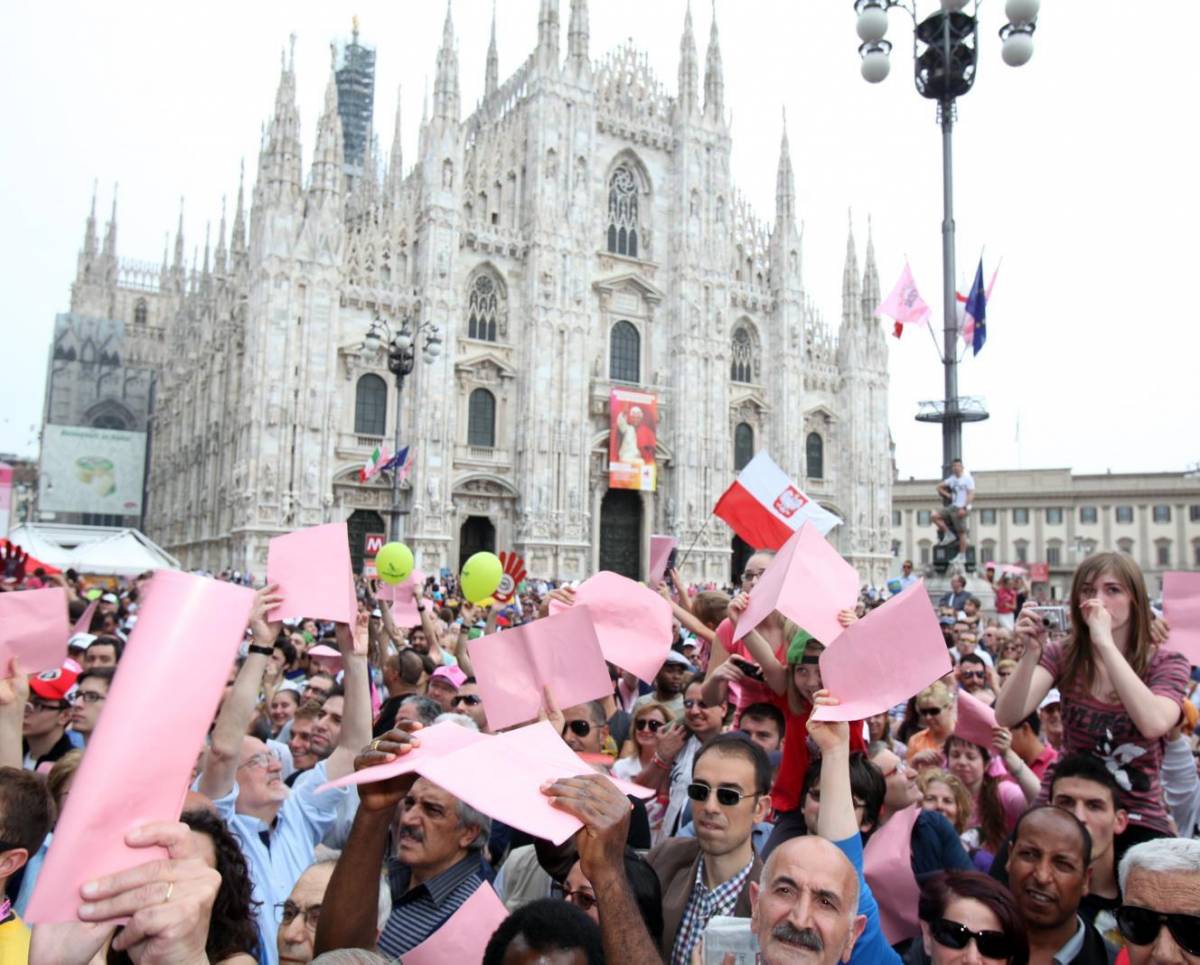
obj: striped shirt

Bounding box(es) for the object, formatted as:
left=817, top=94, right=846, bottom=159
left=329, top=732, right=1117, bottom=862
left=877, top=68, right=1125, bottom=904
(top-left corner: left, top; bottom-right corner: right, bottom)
left=377, top=852, right=485, bottom=958
left=670, top=855, right=755, bottom=965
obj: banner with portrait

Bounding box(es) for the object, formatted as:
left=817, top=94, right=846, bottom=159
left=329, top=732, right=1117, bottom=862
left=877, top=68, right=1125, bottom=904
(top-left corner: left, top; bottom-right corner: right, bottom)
left=608, top=388, right=658, bottom=492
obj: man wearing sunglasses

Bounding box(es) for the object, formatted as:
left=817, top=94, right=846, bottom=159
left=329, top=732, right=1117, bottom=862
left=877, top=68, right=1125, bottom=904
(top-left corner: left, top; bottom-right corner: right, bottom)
left=449, top=678, right=490, bottom=733
left=561, top=701, right=609, bottom=755
left=1116, top=838, right=1200, bottom=964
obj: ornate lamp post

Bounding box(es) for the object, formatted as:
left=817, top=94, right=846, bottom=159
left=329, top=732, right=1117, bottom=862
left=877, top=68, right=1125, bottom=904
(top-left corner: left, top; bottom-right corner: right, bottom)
left=854, top=0, right=1039, bottom=479
left=361, top=316, right=443, bottom=540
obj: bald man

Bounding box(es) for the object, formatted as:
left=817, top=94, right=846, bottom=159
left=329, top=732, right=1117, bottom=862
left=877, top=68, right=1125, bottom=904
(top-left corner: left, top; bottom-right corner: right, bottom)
left=751, top=836, right=866, bottom=964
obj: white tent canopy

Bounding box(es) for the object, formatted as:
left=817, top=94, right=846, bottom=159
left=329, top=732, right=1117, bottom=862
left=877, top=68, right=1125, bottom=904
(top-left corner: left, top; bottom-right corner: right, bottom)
left=7, top=524, right=180, bottom=577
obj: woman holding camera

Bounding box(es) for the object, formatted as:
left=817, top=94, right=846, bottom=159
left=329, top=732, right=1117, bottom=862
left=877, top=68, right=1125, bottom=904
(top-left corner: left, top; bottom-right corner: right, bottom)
left=994, top=551, right=1189, bottom=846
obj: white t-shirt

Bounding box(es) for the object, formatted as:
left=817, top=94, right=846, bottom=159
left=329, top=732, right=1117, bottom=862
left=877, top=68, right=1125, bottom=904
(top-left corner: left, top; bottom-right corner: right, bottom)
left=943, top=471, right=975, bottom=508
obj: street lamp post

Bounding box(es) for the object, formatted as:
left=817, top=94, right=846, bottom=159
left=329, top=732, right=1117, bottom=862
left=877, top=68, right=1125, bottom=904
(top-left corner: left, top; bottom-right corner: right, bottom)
left=855, top=0, right=1039, bottom=479
left=361, top=316, right=443, bottom=541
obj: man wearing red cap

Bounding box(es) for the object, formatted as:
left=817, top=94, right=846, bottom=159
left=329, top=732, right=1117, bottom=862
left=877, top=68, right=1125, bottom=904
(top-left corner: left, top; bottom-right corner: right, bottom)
left=22, top=667, right=79, bottom=770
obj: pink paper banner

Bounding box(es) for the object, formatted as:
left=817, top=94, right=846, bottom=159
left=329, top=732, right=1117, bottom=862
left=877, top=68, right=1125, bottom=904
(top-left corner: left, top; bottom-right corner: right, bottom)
left=648, top=535, right=677, bottom=585
left=72, top=599, right=100, bottom=636
left=1162, top=571, right=1200, bottom=667
left=551, top=571, right=673, bottom=683
left=380, top=578, right=423, bottom=629
left=316, top=720, right=490, bottom=792
left=0, top=586, right=69, bottom=677
left=954, top=687, right=998, bottom=750
left=864, top=805, right=922, bottom=943
left=732, top=522, right=860, bottom=648
left=468, top=605, right=611, bottom=730
left=402, top=882, right=510, bottom=965
left=26, top=571, right=255, bottom=923
left=811, top=581, right=953, bottom=722
left=266, top=522, right=355, bottom=624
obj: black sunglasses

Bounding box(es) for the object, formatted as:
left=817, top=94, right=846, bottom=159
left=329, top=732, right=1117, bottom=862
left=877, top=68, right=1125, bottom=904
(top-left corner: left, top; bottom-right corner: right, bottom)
left=931, top=918, right=1014, bottom=959
left=919, top=706, right=945, bottom=717
left=686, top=782, right=755, bottom=807
left=1117, top=905, right=1200, bottom=955
left=682, top=698, right=710, bottom=711
left=635, top=718, right=663, bottom=733
left=450, top=694, right=482, bottom=707
left=563, top=719, right=593, bottom=738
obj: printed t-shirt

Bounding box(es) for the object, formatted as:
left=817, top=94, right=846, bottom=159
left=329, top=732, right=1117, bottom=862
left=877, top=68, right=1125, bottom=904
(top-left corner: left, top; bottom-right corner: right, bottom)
left=1037, top=639, right=1189, bottom=833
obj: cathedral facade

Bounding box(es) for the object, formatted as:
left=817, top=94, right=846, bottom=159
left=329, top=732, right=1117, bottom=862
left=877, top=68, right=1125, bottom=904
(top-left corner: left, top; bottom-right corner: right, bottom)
left=61, top=1, right=894, bottom=585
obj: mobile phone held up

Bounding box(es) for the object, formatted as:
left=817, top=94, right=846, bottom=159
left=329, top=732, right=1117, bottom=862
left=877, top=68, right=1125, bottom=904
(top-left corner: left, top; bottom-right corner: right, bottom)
left=729, top=656, right=765, bottom=683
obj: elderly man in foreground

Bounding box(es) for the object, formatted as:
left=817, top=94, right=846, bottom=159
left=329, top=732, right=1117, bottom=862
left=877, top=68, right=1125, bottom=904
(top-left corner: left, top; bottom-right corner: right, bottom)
left=1116, top=838, right=1200, bottom=964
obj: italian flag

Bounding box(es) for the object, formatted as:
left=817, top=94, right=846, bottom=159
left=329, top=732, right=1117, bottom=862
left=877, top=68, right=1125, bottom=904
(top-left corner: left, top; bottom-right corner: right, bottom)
left=713, top=451, right=842, bottom=550
left=358, top=446, right=388, bottom=482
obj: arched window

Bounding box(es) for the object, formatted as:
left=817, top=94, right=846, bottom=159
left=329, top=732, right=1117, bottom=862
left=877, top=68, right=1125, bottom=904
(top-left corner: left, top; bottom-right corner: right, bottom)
left=354, top=374, right=388, bottom=437
left=806, top=432, right=824, bottom=480
left=730, top=324, right=757, bottom=383
left=466, top=270, right=504, bottom=342
left=734, top=422, right=754, bottom=471
left=133, top=298, right=148, bottom=325
left=92, top=413, right=128, bottom=431
left=606, top=165, right=639, bottom=258
left=609, top=321, right=640, bottom=383
left=468, top=388, right=496, bottom=447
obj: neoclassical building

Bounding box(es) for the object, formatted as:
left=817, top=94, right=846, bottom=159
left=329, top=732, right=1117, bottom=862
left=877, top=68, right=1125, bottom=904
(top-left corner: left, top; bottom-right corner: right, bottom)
left=58, top=2, right=894, bottom=583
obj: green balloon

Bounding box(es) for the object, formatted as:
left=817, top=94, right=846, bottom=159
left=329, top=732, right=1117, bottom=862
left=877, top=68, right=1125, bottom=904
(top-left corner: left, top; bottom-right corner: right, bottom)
left=375, top=542, right=414, bottom=584
left=460, top=552, right=503, bottom=603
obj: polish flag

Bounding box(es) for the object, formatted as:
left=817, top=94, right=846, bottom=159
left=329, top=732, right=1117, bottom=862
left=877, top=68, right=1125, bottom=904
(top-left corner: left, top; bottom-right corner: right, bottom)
left=713, top=452, right=842, bottom=550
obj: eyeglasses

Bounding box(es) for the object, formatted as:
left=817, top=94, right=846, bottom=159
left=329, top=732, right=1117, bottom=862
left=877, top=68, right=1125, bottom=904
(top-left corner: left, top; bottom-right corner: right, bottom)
left=918, top=706, right=946, bottom=718
left=635, top=718, right=664, bottom=733
left=931, top=918, right=1015, bottom=958
left=740, top=569, right=764, bottom=584
left=959, top=670, right=985, bottom=680
left=238, top=752, right=277, bottom=771
left=562, top=719, right=593, bottom=738
left=1117, top=905, right=1200, bottom=955
left=878, top=759, right=909, bottom=781
left=275, top=901, right=322, bottom=931
left=71, top=690, right=107, bottom=705
left=450, top=694, right=482, bottom=708
left=683, top=698, right=710, bottom=711
left=560, top=886, right=597, bottom=912
left=686, top=782, right=757, bottom=807
left=25, top=698, right=68, bottom=713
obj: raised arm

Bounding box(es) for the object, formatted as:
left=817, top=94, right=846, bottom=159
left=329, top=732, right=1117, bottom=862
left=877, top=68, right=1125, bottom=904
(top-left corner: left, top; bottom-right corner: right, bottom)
left=327, top=613, right=373, bottom=783
left=993, top=610, right=1054, bottom=727
left=809, top=691, right=858, bottom=842
left=200, top=584, right=282, bottom=800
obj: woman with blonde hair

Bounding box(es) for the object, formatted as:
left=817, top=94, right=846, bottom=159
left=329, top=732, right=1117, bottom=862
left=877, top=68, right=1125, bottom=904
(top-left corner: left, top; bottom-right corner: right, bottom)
left=918, top=768, right=973, bottom=836
left=906, top=681, right=957, bottom=767
left=612, top=701, right=670, bottom=835
left=995, top=551, right=1189, bottom=847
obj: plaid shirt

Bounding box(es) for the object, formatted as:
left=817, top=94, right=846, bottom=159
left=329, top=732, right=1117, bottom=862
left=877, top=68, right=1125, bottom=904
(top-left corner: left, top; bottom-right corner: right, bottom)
left=670, top=855, right=756, bottom=965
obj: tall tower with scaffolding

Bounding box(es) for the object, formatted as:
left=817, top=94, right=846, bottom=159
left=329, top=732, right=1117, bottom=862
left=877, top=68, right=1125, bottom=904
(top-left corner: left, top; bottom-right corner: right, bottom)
left=336, top=17, right=376, bottom=170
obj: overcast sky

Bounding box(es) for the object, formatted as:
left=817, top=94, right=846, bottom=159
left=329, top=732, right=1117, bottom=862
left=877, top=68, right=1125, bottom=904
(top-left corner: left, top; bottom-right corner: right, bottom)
left=2, top=1, right=1195, bottom=480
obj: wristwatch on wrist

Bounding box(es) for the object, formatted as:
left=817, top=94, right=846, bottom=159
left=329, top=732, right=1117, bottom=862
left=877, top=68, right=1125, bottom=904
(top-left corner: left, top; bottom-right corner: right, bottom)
left=248, top=644, right=274, bottom=657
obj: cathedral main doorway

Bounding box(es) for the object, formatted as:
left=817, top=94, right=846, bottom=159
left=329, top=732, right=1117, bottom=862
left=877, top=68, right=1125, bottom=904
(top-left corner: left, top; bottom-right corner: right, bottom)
left=598, top=489, right=641, bottom=579
left=459, top=515, right=496, bottom=569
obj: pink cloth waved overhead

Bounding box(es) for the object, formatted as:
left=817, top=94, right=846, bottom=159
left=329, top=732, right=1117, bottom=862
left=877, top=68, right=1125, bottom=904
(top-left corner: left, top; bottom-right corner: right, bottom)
left=316, top=720, right=490, bottom=792
left=1162, top=571, right=1200, bottom=666
left=550, top=570, right=673, bottom=682
left=402, top=882, right=510, bottom=965
left=26, top=571, right=255, bottom=923
left=0, top=586, right=69, bottom=678
left=732, top=522, right=859, bottom=648
left=468, top=605, right=611, bottom=730
left=811, top=581, right=952, bottom=723
left=864, top=805, right=922, bottom=943
left=266, top=522, right=356, bottom=624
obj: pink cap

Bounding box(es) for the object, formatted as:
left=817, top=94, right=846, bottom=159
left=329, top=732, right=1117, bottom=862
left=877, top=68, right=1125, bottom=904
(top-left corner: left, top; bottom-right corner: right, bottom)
left=430, top=665, right=467, bottom=689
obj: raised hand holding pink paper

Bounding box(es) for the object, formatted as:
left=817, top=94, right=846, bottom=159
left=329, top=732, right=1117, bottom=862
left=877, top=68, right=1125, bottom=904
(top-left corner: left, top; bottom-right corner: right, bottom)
left=0, top=586, right=69, bottom=678
left=732, top=522, right=859, bottom=647
left=811, top=581, right=952, bottom=723
left=1162, top=571, right=1200, bottom=665
left=467, top=605, right=611, bottom=730
left=402, top=883, right=509, bottom=965
left=26, top=571, right=256, bottom=923
left=550, top=570, right=672, bottom=682
left=316, top=720, right=490, bottom=792
left=954, top=687, right=999, bottom=749
left=266, top=522, right=355, bottom=624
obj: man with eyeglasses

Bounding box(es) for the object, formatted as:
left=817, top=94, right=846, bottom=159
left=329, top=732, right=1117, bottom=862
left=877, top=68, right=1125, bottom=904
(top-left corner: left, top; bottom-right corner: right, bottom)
left=645, top=733, right=772, bottom=962
left=301, top=672, right=336, bottom=705
left=449, top=677, right=490, bottom=733
left=276, top=858, right=334, bottom=965
left=1116, top=838, right=1200, bottom=964
left=68, top=667, right=113, bottom=744
left=21, top=666, right=78, bottom=770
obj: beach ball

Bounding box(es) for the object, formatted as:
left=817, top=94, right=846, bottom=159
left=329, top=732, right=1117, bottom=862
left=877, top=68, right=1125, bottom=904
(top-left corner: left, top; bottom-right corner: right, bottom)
left=375, top=542, right=414, bottom=585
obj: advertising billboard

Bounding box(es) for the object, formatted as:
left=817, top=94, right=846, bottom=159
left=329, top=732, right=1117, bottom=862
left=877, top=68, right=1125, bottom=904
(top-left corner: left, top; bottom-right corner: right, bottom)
left=608, top=388, right=658, bottom=492
left=39, top=425, right=147, bottom=516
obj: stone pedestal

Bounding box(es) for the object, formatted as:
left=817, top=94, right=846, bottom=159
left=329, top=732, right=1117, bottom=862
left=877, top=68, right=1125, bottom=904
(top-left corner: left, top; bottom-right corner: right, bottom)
left=923, top=570, right=995, bottom=613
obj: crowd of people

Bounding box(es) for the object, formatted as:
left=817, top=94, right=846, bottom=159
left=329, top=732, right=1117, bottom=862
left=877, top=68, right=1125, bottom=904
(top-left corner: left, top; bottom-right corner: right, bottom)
left=2, top=541, right=1199, bottom=965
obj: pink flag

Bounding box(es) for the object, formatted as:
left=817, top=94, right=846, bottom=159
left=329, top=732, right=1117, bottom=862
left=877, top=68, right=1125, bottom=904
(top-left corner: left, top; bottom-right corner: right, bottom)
left=648, top=535, right=677, bottom=585
left=864, top=805, right=922, bottom=943
left=0, top=586, right=69, bottom=678
left=954, top=687, right=999, bottom=749
left=402, top=883, right=510, bottom=965
left=811, top=581, right=953, bottom=722
left=266, top=522, right=356, bottom=624
left=468, top=605, right=611, bottom=730
left=549, top=571, right=673, bottom=683
left=26, top=571, right=255, bottom=923
left=875, top=261, right=931, bottom=338
left=731, top=523, right=859, bottom=649
left=958, top=261, right=1001, bottom=344
left=1162, top=572, right=1200, bottom=666
left=316, top=719, right=490, bottom=792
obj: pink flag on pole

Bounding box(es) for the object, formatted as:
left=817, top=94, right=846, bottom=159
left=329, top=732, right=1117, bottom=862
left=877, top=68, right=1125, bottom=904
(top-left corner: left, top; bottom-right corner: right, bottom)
left=468, top=605, right=611, bottom=730
left=811, top=581, right=953, bottom=722
left=26, top=571, right=255, bottom=923
left=958, top=261, right=1001, bottom=345
left=731, top=523, right=859, bottom=649
left=0, top=586, right=69, bottom=678
left=864, top=805, right=923, bottom=943
left=266, top=522, right=356, bottom=624
left=402, top=883, right=510, bottom=965
left=875, top=261, right=931, bottom=338
left=1162, top=571, right=1200, bottom=666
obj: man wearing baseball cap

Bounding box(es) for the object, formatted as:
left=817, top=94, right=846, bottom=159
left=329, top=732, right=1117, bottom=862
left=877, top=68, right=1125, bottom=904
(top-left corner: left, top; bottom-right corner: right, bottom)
left=22, top=666, right=79, bottom=770
left=426, top=665, right=466, bottom=712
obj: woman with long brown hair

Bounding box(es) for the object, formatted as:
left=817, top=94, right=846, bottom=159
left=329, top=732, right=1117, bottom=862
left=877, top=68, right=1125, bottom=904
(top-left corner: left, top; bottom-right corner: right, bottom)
left=995, top=551, right=1189, bottom=845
